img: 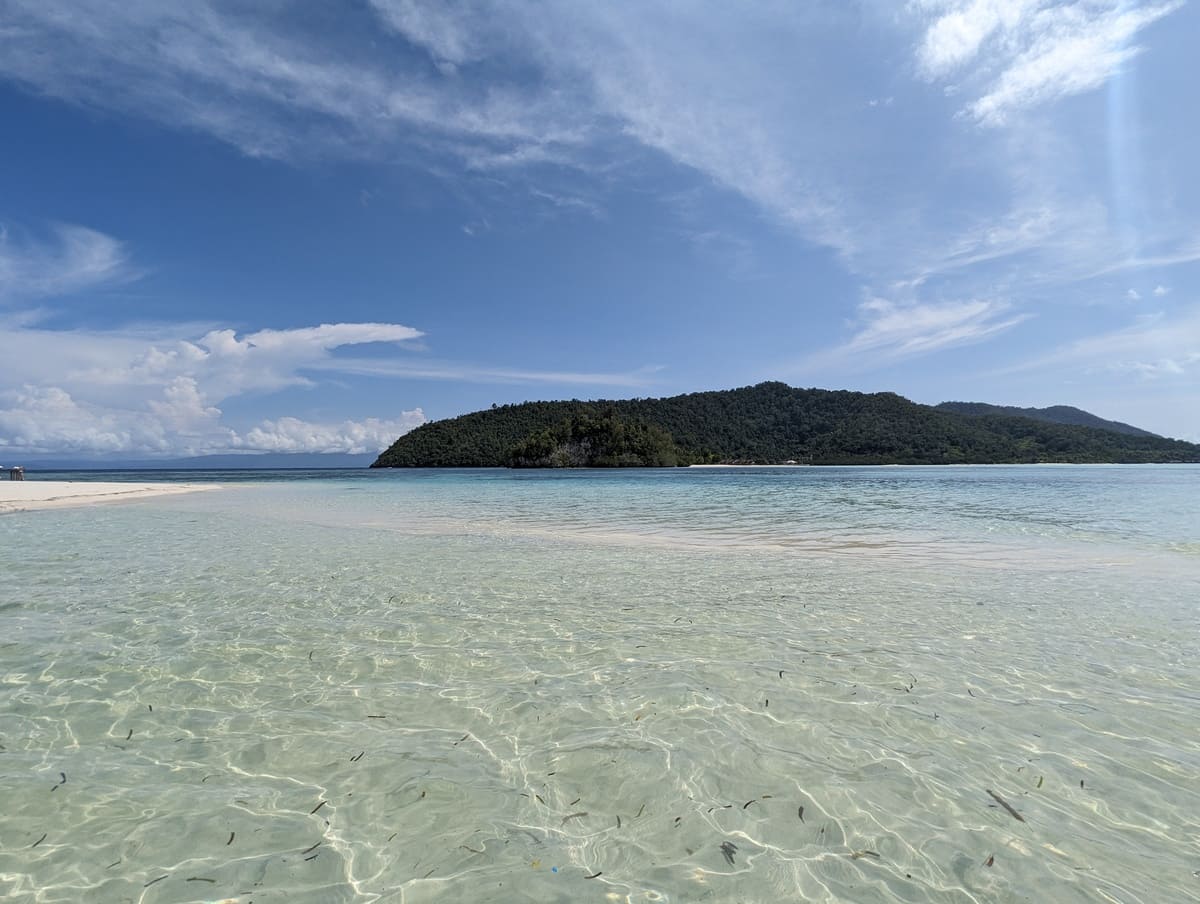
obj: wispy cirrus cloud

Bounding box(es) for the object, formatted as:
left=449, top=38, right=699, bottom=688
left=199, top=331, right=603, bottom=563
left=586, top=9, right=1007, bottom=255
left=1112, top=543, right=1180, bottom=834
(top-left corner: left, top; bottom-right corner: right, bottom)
left=912, top=0, right=1183, bottom=125
left=799, top=296, right=1031, bottom=373
left=313, top=357, right=663, bottom=388
left=0, top=223, right=133, bottom=304
left=1001, top=306, right=1200, bottom=378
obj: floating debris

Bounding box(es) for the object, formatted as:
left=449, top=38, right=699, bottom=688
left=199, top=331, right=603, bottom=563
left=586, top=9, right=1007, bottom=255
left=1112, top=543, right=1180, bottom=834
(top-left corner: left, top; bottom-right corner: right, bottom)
left=367, top=714, right=387, bottom=719
left=51, top=772, right=66, bottom=792
left=453, top=734, right=469, bottom=746
left=984, top=855, right=995, bottom=867
left=720, top=841, right=738, bottom=865
left=986, top=789, right=1025, bottom=822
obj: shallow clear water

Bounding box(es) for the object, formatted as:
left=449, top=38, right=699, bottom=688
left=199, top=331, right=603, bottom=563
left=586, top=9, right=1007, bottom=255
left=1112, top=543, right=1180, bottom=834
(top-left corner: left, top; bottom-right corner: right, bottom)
left=2, top=466, right=1198, bottom=903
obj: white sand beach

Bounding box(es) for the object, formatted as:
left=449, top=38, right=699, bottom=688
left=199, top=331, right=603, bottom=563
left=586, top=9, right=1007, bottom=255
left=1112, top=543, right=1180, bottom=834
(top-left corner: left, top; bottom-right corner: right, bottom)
left=0, top=481, right=216, bottom=514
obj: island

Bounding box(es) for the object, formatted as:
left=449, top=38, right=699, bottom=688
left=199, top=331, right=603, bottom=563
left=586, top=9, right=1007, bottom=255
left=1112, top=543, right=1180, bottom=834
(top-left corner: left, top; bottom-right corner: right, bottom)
left=372, top=382, right=1200, bottom=468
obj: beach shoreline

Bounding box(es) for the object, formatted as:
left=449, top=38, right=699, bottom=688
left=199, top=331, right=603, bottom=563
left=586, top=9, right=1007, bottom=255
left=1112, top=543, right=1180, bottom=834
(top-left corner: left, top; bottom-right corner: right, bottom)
left=0, top=481, right=217, bottom=514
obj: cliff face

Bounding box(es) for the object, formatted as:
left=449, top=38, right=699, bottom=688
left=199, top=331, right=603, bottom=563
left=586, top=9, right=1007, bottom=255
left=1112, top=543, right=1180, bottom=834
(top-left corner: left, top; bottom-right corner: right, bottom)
left=372, top=382, right=1200, bottom=467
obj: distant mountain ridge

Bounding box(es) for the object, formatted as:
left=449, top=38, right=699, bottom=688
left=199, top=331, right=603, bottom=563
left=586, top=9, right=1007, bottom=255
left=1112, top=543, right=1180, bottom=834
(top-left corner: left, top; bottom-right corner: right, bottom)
left=14, top=452, right=377, bottom=471
left=373, top=382, right=1199, bottom=467
left=935, top=402, right=1157, bottom=438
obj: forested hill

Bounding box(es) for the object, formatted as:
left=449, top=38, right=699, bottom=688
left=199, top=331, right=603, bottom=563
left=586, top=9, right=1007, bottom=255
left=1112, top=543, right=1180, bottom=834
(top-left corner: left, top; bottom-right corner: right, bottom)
left=371, top=382, right=1200, bottom=467
left=935, top=401, right=1157, bottom=437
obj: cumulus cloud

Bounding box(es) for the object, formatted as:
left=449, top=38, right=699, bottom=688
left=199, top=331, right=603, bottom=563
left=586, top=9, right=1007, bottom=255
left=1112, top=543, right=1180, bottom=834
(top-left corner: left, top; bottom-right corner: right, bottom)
left=1127, top=288, right=1141, bottom=301
left=239, top=413, right=426, bottom=454
left=1153, top=284, right=1170, bottom=296
left=0, top=382, right=425, bottom=457
left=0, top=319, right=430, bottom=456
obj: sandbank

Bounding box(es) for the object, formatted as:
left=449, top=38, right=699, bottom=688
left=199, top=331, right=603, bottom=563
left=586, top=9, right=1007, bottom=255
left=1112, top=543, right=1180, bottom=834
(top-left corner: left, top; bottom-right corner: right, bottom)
left=0, top=481, right=217, bottom=514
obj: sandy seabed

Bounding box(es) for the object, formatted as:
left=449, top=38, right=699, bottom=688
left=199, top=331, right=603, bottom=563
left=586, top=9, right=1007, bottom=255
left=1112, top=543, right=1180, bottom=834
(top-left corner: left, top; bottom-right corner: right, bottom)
left=0, top=481, right=216, bottom=514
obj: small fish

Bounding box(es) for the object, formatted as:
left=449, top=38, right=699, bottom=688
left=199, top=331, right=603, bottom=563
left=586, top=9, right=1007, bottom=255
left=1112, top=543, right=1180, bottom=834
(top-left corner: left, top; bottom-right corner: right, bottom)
left=144, top=875, right=168, bottom=888
left=561, top=811, right=588, bottom=826
left=742, top=799, right=756, bottom=810
left=798, top=806, right=805, bottom=822
left=51, top=772, right=67, bottom=791
left=350, top=751, right=365, bottom=762
left=185, top=877, right=216, bottom=883
left=984, top=855, right=995, bottom=867
left=301, top=841, right=322, bottom=855
left=226, top=832, right=235, bottom=845
left=31, top=833, right=47, bottom=848
left=125, top=729, right=133, bottom=741
left=720, top=841, right=738, bottom=865
left=569, top=798, right=580, bottom=806
left=585, top=871, right=602, bottom=879
left=310, top=800, right=328, bottom=815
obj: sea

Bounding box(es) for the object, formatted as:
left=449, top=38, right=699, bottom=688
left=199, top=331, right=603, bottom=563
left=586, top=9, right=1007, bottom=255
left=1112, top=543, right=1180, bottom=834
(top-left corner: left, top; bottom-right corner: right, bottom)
left=1, top=465, right=1197, bottom=903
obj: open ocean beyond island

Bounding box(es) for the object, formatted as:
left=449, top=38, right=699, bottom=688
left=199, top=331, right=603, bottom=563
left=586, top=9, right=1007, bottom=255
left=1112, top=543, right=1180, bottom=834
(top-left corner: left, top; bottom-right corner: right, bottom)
left=2, top=465, right=1198, bottom=903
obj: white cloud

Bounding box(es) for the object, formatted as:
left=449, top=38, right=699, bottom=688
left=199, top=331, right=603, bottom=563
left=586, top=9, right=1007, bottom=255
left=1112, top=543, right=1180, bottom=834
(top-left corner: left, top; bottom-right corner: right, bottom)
left=0, top=319, right=430, bottom=456
left=802, top=296, right=1030, bottom=372
left=0, top=382, right=426, bottom=457
left=239, top=413, right=426, bottom=454
left=1153, top=284, right=1170, bottom=296
left=1003, top=308, right=1200, bottom=379
left=0, top=223, right=131, bottom=304
left=1127, top=288, right=1141, bottom=301
left=313, top=357, right=663, bottom=387
left=912, top=1, right=1182, bottom=125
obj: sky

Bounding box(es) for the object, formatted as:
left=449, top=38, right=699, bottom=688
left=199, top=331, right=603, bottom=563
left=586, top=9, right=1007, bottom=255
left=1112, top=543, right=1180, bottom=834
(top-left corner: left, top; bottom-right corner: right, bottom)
left=1, top=0, right=1198, bottom=459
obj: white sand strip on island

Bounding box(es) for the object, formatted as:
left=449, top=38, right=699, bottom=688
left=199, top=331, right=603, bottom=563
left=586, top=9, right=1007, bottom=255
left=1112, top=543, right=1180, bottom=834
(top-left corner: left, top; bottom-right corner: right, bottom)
left=0, top=481, right=218, bottom=514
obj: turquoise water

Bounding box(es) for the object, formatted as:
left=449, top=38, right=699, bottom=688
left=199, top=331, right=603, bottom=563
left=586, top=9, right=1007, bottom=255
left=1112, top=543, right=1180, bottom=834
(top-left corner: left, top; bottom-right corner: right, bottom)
left=1, top=466, right=1198, bottom=903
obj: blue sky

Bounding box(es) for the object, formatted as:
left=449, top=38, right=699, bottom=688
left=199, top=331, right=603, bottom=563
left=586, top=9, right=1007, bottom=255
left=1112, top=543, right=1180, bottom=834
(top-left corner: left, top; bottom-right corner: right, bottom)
left=1, top=0, right=1198, bottom=457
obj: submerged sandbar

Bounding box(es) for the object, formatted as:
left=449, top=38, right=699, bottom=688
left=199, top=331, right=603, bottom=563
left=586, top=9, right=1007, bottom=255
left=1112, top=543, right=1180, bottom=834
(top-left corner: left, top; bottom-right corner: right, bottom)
left=0, top=481, right=216, bottom=514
